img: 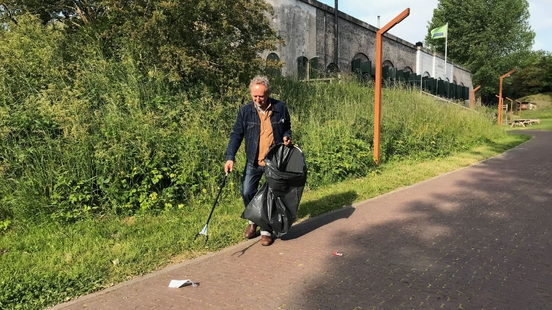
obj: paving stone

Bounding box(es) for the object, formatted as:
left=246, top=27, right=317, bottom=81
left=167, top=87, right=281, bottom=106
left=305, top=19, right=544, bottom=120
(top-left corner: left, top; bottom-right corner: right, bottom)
left=50, top=131, right=552, bottom=310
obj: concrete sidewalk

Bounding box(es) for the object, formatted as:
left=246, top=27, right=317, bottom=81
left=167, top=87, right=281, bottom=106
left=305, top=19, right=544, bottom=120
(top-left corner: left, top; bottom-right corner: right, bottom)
left=52, top=131, right=552, bottom=309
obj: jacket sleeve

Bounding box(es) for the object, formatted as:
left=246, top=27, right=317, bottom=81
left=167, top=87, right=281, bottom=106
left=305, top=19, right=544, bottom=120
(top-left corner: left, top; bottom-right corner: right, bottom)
left=225, top=107, right=245, bottom=161
left=283, top=104, right=292, bottom=139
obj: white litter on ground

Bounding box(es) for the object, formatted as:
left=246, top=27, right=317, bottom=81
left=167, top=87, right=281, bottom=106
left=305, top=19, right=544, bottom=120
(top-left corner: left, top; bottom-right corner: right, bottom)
left=168, top=279, right=198, bottom=288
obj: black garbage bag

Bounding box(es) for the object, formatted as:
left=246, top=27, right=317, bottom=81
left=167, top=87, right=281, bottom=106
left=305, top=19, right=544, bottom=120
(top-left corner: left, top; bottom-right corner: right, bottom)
left=242, top=143, right=307, bottom=237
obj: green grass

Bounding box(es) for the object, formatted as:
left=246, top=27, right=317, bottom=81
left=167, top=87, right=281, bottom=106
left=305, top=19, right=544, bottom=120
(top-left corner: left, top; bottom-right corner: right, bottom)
left=507, top=94, right=552, bottom=131
left=508, top=118, right=552, bottom=131
left=0, top=15, right=544, bottom=309
left=297, top=133, right=528, bottom=218
left=518, top=93, right=552, bottom=110
left=0, top=74, right=532, bottom=309
left=0, top=132, right=529, bottom=309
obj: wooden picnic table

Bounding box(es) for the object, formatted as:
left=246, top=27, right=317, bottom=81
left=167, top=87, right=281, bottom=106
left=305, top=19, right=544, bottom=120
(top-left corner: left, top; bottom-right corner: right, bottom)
left=510, top=119, right=540, bottom=127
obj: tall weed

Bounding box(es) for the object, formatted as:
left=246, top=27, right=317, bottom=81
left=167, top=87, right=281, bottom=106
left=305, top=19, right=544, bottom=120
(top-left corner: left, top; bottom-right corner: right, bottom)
left=272, top=78, right=505, bottom=187
left=0, top=17, right=508, bottom=227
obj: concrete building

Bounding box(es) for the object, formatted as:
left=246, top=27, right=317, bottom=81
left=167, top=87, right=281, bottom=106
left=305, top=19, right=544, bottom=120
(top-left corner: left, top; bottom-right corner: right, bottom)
left=263, top=0, right=472, bottom=90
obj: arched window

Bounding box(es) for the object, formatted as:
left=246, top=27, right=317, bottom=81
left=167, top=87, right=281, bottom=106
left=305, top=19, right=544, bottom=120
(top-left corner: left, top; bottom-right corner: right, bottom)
left=266, top=53, right=281, bottom=76
left=351, top=53, right=371, bottom=77
left=327, top=63, right=339, bottom=77
left=309, top=57, right=320, bottom=79
left=352, top=52, right=369, bottom=62
left=423, top=71, right=430, bottom=77
left=403, top=66, right=413, bottom=73
left=297, top=56, right=308, bottom=80
left=382, top=60, right=394, bottom=68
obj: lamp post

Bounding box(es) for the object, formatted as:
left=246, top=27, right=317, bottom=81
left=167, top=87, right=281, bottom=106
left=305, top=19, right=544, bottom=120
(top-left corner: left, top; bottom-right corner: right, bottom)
left=498, top=69, right=516, bottom=126
left=374, top=8, right=410, bottom=165
left=516, top=100, right=522, bottom=117
left=495, top=94, right=502, bottom=123
left=470, top=85, right=481, bottom=109
left=506, top=97, right=514, bottom=124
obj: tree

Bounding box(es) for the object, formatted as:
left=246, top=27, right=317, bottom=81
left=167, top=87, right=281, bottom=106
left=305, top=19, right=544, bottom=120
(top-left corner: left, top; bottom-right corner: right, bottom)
left=0, top=0, right=281, bottom=92
left=99, top=0, right=282, bottom=91
left=0, top=1, right=103, bottom=26
left=0, top=1, right=283, bottom=223
left=509, top=50, right=552, bottom=97
left=543, top=52, right=552, bottom=92
left=0, top=13, right=67, bottom=106
left=426, top=0, right=535, bottom=103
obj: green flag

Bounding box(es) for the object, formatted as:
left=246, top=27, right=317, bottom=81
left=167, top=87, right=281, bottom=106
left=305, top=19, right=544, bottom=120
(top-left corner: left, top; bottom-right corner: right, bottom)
left=431, top=24, right=448, bottom=39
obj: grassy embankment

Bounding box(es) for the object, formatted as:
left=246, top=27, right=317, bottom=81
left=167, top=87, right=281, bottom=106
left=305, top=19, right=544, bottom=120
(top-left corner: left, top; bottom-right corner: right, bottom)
left=508, top=93, right=552, bottom=130
left=0, top=79, right=530, bottom=309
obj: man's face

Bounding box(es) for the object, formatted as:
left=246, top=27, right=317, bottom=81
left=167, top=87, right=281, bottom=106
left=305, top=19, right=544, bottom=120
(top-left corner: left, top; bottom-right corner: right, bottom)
left=250, top=84, right=269, bottom=106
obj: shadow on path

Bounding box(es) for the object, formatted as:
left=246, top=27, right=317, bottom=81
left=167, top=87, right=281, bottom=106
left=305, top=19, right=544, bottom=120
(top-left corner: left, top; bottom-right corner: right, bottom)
left=291, top=131, right=552, bottom=309
left=284, top=190, right=357, bottom=240
left=283, top=205, right=355, bottom=241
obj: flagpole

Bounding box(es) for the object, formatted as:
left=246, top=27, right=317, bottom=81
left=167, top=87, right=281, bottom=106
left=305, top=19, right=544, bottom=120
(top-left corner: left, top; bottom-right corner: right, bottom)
left=444, top=23, right=448, bottom=76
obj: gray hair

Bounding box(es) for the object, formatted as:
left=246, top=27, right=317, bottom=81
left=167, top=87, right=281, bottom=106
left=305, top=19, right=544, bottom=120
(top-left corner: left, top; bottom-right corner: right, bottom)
left=249, top=75, right=271, bottom=93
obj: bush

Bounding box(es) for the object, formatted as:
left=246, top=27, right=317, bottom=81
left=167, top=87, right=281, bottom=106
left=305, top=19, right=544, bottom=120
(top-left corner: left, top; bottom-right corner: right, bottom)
left=0, top=17, right=508, bottom=227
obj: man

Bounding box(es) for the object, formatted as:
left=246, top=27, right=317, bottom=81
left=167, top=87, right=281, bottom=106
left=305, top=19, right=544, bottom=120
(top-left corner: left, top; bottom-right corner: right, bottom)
left=224, top=75, right=292, bottom=246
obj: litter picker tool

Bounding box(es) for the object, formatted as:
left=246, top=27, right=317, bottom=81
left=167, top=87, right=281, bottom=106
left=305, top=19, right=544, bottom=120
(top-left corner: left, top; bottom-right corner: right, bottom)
left=194, top=172, right=228, bottom=242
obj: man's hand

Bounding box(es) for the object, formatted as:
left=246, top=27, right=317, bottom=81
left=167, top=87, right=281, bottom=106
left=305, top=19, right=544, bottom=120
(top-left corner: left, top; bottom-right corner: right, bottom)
left=224, top=160, right=234, bottom=174
left=283, top=136, right=292, bottom=146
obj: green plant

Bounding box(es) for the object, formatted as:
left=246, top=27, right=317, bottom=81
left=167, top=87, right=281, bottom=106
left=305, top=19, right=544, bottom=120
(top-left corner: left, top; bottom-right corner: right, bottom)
left=0, top=7, right=532, bottom=309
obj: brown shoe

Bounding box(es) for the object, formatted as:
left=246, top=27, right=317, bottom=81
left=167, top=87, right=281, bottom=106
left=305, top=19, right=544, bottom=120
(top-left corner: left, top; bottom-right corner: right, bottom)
left=261, top=235, right=273, bottom=246
left=244, top=224, right=258, bottom=239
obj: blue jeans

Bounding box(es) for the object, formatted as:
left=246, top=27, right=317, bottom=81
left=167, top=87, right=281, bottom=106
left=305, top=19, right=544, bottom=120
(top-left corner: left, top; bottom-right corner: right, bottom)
left=241, top=162, right=271, bottom=236
left=241, top=161, right=265, bottom=207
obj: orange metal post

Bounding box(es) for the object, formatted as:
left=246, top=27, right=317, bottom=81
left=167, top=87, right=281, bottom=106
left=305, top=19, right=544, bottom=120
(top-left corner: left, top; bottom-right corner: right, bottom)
left=495, top=94, right=502, bottom=122
left=470, top=85, right=481, bottom=109
left=506, top=97, right=514, bottom=124
left=498, top=69, right=516, bottom=126
left=374, top=8, right=410, bottom=165
left=516, top=100, right=522, bottom=117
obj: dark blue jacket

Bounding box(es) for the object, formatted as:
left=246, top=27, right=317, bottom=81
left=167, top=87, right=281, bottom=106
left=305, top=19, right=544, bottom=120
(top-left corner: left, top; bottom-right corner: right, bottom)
left=226, top=98, right=292, bottom=164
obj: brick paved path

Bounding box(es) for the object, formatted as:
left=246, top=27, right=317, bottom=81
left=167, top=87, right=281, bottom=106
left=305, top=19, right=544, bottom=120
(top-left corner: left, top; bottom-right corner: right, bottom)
left=52, top=131, right=552, bottom=310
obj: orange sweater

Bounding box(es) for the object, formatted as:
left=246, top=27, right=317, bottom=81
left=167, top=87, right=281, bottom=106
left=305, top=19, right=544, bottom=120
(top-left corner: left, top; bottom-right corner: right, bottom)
left=256, top=105, right=274, bottom=166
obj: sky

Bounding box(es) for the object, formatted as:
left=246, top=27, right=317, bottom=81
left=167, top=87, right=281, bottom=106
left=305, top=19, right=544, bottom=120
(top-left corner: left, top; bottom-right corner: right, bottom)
left=317, top=0, right=551, bottom=52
